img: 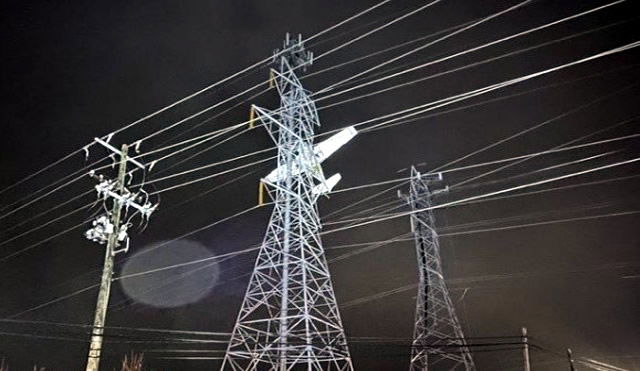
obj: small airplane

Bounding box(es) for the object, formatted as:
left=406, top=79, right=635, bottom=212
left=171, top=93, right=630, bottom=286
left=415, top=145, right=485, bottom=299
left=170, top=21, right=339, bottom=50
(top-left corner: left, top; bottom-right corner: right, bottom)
left=262, top=126, right=357, bottom=197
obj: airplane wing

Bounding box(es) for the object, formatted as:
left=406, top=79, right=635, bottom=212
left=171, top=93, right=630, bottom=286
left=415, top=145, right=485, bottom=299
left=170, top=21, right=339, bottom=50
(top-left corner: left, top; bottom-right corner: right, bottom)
left=264, top=126, right=358, bottom=183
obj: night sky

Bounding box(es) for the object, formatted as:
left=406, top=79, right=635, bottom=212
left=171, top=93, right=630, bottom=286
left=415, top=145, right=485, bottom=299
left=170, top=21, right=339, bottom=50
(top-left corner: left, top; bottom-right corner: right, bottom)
left=1, top=0, right=640, bottom=370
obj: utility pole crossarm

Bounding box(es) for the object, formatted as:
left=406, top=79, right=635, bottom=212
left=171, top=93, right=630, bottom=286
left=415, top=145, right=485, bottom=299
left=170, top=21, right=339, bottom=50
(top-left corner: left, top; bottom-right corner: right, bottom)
left=93, top=137, right=145, bottom=169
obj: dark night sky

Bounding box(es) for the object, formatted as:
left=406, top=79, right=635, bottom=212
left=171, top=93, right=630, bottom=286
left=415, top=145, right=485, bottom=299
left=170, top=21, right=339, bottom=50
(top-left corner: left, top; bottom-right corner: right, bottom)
left=1, top=0, right=639, bottom=370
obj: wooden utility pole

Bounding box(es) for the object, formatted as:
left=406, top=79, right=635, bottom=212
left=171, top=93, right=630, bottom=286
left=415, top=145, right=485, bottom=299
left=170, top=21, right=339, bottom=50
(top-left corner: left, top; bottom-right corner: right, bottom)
left=85, top=144, right=128, bottom=371
left=567, top=349, right=577, bottom=371
left=522, top=327, right=531, bottom=371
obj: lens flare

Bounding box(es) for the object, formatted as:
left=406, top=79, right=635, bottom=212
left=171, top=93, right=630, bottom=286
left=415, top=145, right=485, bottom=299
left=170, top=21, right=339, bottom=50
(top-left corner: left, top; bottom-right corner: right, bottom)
left=119, top=239, right=220, bottom=308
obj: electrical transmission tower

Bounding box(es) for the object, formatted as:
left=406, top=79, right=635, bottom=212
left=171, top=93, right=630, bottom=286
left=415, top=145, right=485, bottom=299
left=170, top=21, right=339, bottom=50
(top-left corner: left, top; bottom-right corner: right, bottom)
left=400, top=167, right=475, bottom=371
left=221, top=34, right=355, bottom=371
left=83, top=138, right=158, bottom=371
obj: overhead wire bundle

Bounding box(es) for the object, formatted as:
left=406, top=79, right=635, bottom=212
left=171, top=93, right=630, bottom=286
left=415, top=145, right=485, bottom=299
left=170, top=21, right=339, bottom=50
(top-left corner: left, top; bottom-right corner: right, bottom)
left=2, top=2, right=636, bottom=314
left=1, top=0, right=637, bottom=260
left=1, top=1, right=639, bottom=368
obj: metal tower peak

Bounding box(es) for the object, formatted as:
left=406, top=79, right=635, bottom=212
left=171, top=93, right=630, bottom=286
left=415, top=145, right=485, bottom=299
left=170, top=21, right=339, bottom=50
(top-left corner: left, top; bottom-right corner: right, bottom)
left=274, top=33, right=313, bottom=71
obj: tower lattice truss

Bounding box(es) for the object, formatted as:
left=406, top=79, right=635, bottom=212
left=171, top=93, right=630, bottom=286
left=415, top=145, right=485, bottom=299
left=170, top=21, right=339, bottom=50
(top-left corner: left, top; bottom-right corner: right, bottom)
left=222, top=35, right=353, bottom=371
left=405, top=168, right=475, bottom=371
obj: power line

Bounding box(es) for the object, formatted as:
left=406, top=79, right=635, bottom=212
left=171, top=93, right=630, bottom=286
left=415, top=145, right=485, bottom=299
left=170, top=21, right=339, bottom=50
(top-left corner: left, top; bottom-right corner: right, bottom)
left=355, top=42, right=640, bottom=135
left=317, top=0, right=535, bottom=95
left=143, top=106, right=638, bottom=197
left=0, top=8, right=420, bottom=228
left=0, top=173, right=414, bottom=317
left=6, top=7, right=632, bottom=230
left=447, top=96, right=639, bottom=189
left=313, top=0, right=443, bottom=63
left=14, top=152, right=637, bottom=318
left=0, top=221, right=88, bottom=264
left=119, top=0, right=546, bottom=182
left=322, top=155, right=640, bottom=235
left=6, top=14, right=632, bottom=228
left=2, top=60, right=627, bottom=245
left=451, top=151, right=622, bottom=191
left=150, top=0, right=632, bottom=155
left=2, top=119, right=635, bottom=266
left=304, top=18, right=479, bottom=81
left=124, top=0, right=424, bottom=156
left=362, top=63, right=640, bottom=137
left=0, top=0, right=391, bottom=208
left=317, top=18, right=636, bottom=112
left=113, top=196, right=634, bottom=312
left=3, top=5, right=636, bottom=320
left=457, top=173, right=640, bottom=207
left=318, top=0, right=628, bottom=103
left=0, top=321, right=227, bottom=338
left=2, top=125, right=635, bottom=263
left=329, top=129, right=640, bottom=223
left=439, top=210, right=640, bottom=238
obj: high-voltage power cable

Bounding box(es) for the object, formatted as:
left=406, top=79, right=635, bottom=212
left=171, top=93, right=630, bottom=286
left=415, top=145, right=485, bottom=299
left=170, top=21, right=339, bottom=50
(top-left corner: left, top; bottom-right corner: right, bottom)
left=9, top=152, right=640, bottom=319
left=316, top=0, right=535, bottom=95
left=1, top=1, right=628, bottom=224
left=0, top=0, right=391, bottom=200
left=317, top=0, right=628, bottom=102
left=6, top=64, right=624, bottom=244
left=2, top=125, right=637, bottom=260
left=322, top=155, right=640, bottom=235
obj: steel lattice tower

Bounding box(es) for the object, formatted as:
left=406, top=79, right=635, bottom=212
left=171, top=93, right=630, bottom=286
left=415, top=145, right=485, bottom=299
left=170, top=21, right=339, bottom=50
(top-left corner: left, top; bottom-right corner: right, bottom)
left=402, top=167, right=475, bottom=371
left=221, top=34, right=354, bottom=371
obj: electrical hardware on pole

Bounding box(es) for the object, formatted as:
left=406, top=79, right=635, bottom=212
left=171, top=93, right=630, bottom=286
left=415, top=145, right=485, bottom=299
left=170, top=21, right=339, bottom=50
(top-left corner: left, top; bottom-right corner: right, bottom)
left=84, top=139, right=158, bottom=371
